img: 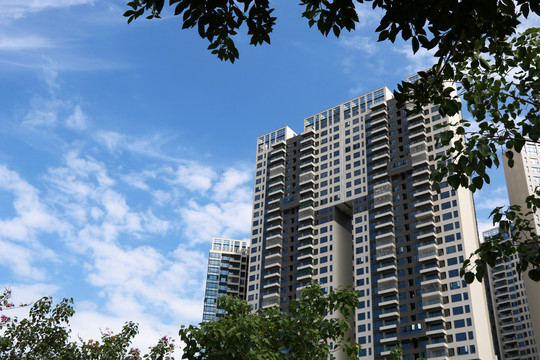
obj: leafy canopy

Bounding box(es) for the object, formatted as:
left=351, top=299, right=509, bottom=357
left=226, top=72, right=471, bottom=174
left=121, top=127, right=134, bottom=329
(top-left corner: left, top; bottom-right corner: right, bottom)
left=179, top=282, right=361, bottom=360
left=0, top=292, right=175, bottom=360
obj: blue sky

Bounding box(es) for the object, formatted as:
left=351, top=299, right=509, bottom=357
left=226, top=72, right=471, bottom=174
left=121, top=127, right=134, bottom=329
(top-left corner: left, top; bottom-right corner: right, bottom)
left=1, top=0, right=536, bottom=351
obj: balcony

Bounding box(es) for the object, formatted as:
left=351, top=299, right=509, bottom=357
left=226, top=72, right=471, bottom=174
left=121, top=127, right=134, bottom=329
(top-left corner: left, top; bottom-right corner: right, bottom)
left=299, top=160, right=314, bottom=169
left=378, top=280, right=398, bottom=295
left=370, top=142, right=390, bottom=154
left=412, top=167, right=430, bottom=179
left=378, top=275, right=398, bottom=288
left=263, top=259, right=281, bottom=270
left=419, top=263, right=439, bottom=274
left=407, top=118, right=425, bottom=132
left=413, top=186, right=432, bottom=198
left=409, top=129, right=426, bottom=141
left=425, top=339, right=447, bottom=350
left=370, top=104, right=388, bottom=118
left=368, top=133, right=389, bottom=147
left=298, top=208, right=315, bottom=221
left=267, top=185, right=284, bottom=196
left=369, top=115, right=388, bottom=127
left=415, top=208, right=434, bottom=220
left=266, top=205, right=280, bottom=215
left=376, top=238, right=395, bottom=251
left=422, top=297, right=443, bottom=310
left=417, top=229, right=436, bottom=242
left=268, top=165, right=285, bottom=179
left=416, top=218, right=435, bottom=230
left=372, top=209, right=393, bottom=221
left=262, top=279, right=280, bottom=289
left=269, top=153, right=285, bottom=164
left=264, top=251, right=282, bottom=262
left=424, top=313, right=444, bottom=324
left=379, top=295, right=399, bottom=307
left=297, top=232, right=314, bottom=242
left=413, top=196, right=433, bottom=208
left=262, top=269, right=280, bottom=279
left=372, top=151, right=390, bottom=162
left=412, top=176, right=430, bottom=188
left=426, top=349, right=448, bottom=360
left=266, top=232, right=281, bottom=242
left=297, top=251, right=314, bottom=261
left=266, top=196, right=281, bottom=206
left=297, top=241, right=314, bottom=252
left=379, top=307, right=399, bottom=319
left=297, top=260, right=314, bottom=270
left=422, top=284, right=442, bottom=298
left=377, top=248, right=396, bottom=262
left=298, top=222, right=315, bottom=232
left=300, top=151, right=315, bottom=161
left=380, top=332, right=398, bottom=344
left=418, top=249, right=438, bottom=262
left=296, top=267, right=313, bottom=281
left=418, top=242, right=437, bottom=253
left=299, top=173, right=316, bottom=185
left=379, top=321, right=398, bottom=331
left=370, top=161, right=387, bottom=172
left=426, top=324, right=446, bottom=336
left=373, top=194, right=393, bottom=208
left=261, top=298, right=279, bottom=309
left=300, top=142, right=315, bottom=153
left=377, top=262, right=397, bottom=273
left=266, top=222, right=282, bottom=233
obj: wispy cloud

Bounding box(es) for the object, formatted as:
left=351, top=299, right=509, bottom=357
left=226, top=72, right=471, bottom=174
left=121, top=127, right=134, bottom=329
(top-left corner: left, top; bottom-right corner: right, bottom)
left=338, top=35, right=379, bottom=56
left=393, top=45, right=436, bottom=75
left=0, top=165, right=65, bottom=278
left=94, top=130, right=181, bottom=162
left=66, top=105, right=88, bottom=130
left=0, top=36, right=54, bottom=51
left=1, top=0, right=94, bottom=20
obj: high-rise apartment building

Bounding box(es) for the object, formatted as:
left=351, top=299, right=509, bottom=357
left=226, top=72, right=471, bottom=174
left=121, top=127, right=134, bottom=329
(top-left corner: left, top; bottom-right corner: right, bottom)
left=483, top=227, right=538, bottom=360
left=202, top=237, right=249, bottom=322
left=503, top=141, right=540, bottom=354
left=247, top=78, right=495, bottom=359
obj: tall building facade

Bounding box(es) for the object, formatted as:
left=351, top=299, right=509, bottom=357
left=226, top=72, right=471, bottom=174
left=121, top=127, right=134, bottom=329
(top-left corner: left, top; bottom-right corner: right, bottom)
left=503, top=141, right=540, bottom=354
left=202, top=237, right=249, bottom=322
left=484, top=227, right=538, bottom=360
left=247, top=79, right=495, bottom=359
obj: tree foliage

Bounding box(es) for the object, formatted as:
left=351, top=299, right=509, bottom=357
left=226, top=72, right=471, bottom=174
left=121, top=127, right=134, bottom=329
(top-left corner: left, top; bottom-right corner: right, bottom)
left=123, top=0, right=540, bottom=283
left=179, top=282, right=361, bottom=360
left=1, top=284, right=360, bottom=359
left=0, top=294, right=174, bottom=360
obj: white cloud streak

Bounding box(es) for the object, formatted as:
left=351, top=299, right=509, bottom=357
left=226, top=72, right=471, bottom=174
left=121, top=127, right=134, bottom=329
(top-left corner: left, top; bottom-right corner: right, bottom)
left=0, top=36, right=54, bottom=51
left=1, top=0, right=94, bottom=20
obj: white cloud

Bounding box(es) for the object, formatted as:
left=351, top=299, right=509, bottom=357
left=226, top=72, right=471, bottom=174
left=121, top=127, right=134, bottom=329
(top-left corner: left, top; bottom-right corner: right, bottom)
left=0, top=165, right=64, bottom=241
left=517, top=13, right=540, bottom=33
left=212, top=167, right=251, bottom=201
left=1, top=0, right=94, bottom=20
left=171, top=163, right=217, bottom=192
left=393, top=45, right=436, bottom=75
left=66, top=105, right=88, bottom=130
left=474, top=193, right=509, bottom=210
left=0, top=165, right=66, bottom=279
left=338, top=35, right=379, bottom=56
left=93, top=130, right=181, bottom=162
left=0, top=36, right=54, bottom=51
left=354, top=3, right=384, bottom=29
left=175, top=164, right=252, bottom=244
left=22, top=98, right=64, bottom=128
